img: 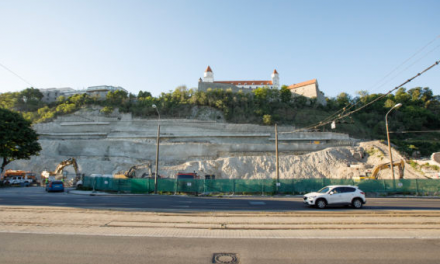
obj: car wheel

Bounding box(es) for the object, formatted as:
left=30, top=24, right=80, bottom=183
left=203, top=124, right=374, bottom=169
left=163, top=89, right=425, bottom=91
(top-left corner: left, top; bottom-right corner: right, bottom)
left=352, top=198, right=363, bottom=209
left=315, top=199, right=326, bottom=209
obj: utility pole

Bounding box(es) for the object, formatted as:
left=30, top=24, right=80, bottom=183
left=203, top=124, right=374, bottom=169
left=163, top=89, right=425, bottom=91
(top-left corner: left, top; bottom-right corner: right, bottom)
left=155, top=124, right=160, bottom=194
left=275, top=124, right=279, bottom=193
left=152, top=104, right=161, bottom=194
left=385, top=103, right=402, bottom=190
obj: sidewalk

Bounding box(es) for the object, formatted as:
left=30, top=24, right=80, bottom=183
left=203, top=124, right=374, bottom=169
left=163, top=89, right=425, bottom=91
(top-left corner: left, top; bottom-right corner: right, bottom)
left=1, top=206, right=440, bottom=239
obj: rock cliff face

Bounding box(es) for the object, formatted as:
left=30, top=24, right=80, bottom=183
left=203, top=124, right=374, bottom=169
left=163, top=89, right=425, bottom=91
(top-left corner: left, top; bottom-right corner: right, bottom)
left=6, top=107, right=368, bottom=180
left=160, top=141, right=426, bottom=180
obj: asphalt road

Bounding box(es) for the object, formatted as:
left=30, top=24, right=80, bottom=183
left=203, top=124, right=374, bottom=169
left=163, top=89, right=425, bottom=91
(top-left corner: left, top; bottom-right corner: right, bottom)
left=1, top=233, right=439, bottom=264
left=0, top=186, right=439, bottom=211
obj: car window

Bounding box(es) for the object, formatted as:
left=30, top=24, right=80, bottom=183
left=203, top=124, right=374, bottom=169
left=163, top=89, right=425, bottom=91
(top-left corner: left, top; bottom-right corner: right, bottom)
left=343, top=187, right=356, bottom=193
left=333, top=187, right=344, bottom=194
left=317, top=187, right=330, bottom=193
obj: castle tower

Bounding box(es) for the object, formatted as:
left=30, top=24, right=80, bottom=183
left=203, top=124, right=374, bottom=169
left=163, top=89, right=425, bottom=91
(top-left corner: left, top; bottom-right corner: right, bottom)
left=203, top=66, right=214, bottom=82
left=271, top=69, right=279, bottom=89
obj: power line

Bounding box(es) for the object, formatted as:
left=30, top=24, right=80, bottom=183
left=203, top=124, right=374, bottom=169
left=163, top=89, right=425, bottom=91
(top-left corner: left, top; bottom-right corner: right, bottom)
left=366, top=35, right=440, bottom=94
left=0, top=62, right=34, bottom=87
left=298, top=36, right=440, bottom=134
left=390, top=130, right=440, bottom=134
left=281, top=59, right=440, bottom=134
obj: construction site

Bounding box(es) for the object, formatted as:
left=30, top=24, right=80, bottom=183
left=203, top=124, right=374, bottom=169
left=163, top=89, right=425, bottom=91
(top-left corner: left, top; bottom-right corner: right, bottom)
left=3, top=107, right=439, bottom=186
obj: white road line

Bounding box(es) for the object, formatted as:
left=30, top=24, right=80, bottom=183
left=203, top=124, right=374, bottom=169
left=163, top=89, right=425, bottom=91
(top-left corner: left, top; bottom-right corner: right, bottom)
left=1, top=230, right=440, bottom=240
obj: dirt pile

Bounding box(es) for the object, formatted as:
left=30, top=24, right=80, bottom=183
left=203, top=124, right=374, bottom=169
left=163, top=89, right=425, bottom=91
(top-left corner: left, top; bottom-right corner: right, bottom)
left=161, top=141, right=427, bottom=180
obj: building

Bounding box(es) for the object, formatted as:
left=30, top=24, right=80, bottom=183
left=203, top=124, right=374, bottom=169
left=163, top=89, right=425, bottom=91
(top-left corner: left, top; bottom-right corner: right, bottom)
left=86, top=85, right=127, bottom=100
left=287, top=79, right=327, bottom=106
left=37, top=85, right=127, bottom=103
left=198, top=66, right=280, bottom=93
left=39, top=88, right=79, bottom=103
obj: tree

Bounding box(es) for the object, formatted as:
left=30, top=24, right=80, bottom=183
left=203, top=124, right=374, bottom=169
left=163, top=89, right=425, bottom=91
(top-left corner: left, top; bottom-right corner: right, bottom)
left=18, top=87, right=44, bottom=112
left=336, top=92, right=352, bottom=108
left=138, top=91, right=152, bottom=98
left=0, top=108, right=41, bottom=173
left=106, top=90, right=128, bottom=105
left=280, top=85, right=291, bottom=103
left=263, top=114, right=272, bottom=125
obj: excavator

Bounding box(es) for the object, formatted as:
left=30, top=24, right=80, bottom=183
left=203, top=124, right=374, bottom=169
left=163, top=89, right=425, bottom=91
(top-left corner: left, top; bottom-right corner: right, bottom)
left=41, top=158, right=79, bottom=184
left=361, top=159, right=405, bottom=180
left=114, top=163, right=152, bottom=179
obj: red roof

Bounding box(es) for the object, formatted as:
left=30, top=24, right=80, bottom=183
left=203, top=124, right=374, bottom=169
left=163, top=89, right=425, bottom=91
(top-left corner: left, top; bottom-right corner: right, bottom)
left=214, top=80, right=273, bottom=85
left=273, top=69, right=278, bottom=74
left=287, top=79, right=317, bottom=89
left=205, top=66, right=212, bottom=72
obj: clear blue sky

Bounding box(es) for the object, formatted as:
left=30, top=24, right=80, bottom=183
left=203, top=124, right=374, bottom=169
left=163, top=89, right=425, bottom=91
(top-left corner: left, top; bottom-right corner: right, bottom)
left=0, top=0, right=439, bottom=98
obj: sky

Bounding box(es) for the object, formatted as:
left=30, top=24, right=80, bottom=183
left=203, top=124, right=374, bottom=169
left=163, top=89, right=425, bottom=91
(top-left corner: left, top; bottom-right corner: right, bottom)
left=0, top=0, right=439, bottom=98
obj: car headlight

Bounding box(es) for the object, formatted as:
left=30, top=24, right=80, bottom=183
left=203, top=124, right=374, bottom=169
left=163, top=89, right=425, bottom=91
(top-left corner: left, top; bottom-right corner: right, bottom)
left=308, top=196, right=316, bottom=199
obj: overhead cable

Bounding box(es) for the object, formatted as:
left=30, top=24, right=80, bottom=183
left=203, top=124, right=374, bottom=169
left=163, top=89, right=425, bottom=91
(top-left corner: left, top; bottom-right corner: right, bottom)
left=281, top=59, right=440, bottom=134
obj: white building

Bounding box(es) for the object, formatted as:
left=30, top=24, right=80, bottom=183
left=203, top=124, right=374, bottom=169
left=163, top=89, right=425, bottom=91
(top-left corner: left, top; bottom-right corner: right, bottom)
left=38, top=85, right=127, bottom=103
left=38, top=88, right=79, bottom=103
left=86, top=85, right=127, bottom=100
left=198, top=66, right=280, bottom=92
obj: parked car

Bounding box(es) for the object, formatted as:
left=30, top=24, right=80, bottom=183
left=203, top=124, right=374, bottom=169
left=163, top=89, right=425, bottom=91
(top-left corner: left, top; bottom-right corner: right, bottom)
left=46, top=181, right=64, bottom=192
left=303, top=185, right=366, bottom=209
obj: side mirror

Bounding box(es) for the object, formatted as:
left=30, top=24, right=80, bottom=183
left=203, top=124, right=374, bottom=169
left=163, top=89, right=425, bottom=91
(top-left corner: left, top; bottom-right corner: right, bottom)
left=329, top=191, right=334, bottom=195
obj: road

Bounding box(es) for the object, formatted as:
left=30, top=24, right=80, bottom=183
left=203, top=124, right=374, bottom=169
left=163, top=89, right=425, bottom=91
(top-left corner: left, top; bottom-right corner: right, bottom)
left=1, top=187, right=440, bottom=264
left=1, top=233, right=439, bottom=264
left=0, top=187, right=439, bottom=211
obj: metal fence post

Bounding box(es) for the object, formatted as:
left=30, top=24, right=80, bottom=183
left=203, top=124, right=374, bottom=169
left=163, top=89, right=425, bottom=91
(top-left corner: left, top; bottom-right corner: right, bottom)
left=415, top=179, right=419, bottom=196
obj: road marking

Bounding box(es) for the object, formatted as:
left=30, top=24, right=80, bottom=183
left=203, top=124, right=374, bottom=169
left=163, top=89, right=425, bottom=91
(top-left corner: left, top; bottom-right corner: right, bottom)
left=1, top=230, right=440, bottom=240
left=249, top=202, right=266, bottom=205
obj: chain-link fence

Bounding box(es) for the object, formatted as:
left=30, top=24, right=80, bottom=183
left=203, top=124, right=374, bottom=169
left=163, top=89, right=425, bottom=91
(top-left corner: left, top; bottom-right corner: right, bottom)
left=82, top=176, right=440, bottom=196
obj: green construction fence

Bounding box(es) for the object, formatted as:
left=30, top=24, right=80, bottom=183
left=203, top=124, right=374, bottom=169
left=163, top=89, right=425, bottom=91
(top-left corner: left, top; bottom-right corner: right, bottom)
left=82, top=177, right=440, bottom=196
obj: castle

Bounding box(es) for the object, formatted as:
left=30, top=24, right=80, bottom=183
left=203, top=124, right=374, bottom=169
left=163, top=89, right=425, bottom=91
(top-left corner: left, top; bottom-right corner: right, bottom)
left=197, top=66, right=326, bottom=105
left=198, top=66, right=280, bottom=93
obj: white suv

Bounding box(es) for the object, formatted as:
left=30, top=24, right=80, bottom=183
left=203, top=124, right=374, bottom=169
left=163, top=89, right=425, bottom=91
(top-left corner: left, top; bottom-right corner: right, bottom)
left=303, top=185, right=366, bottom=209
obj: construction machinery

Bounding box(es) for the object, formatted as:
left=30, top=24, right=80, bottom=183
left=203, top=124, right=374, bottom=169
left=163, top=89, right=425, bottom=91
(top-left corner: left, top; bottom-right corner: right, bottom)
left=361, top=159, right=405, bottom=180
left=2, top=170, right=39, bottom=186
left=114, top=163, right=152, bottom=179
left=176, top=172, right=200, bottom=179
left=41, top=158, right=79, bottom=184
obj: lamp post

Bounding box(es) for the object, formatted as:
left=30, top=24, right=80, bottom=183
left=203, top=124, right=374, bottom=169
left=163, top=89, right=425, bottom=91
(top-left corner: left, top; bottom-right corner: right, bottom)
left=152, top=104, right=160, bottom=194
left=275, top=124, right=279, bottom=193
left=385, top=103, right=402, bottom=187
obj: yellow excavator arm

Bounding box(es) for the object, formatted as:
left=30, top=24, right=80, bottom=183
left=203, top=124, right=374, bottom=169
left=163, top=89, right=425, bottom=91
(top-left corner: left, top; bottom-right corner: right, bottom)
left=367, top=159, right=405, bottom=180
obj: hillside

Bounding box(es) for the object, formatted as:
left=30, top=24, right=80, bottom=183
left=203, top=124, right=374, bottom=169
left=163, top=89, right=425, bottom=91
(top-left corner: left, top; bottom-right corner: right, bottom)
left=2, top=86, right=439, bottom=157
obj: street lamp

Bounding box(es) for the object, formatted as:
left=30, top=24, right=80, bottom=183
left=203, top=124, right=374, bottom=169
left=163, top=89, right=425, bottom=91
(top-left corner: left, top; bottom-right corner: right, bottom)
left=385, top=103, right=402, bottom=185
left=152, top=104, right=160, bottom=194
left=152, top=104, right=160, bottom=120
